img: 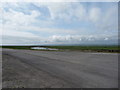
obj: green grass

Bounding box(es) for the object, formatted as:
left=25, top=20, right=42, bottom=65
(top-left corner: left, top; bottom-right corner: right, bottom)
left=45, top=46, right=118, bottom=50
left=44, top=46, right=119, bottom=52
left=2, top=45, right=120, bottom=53
left=2, top=46, right=31, bottom=50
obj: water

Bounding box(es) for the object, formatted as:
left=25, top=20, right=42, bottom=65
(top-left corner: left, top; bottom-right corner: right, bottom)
left=31, top=47, right=58, bottom=50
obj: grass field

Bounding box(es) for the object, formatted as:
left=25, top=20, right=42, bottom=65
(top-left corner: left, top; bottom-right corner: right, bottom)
left=45, top=46, right=120, bottom=52
left=1, top=45, right=120, bottom=53
left=1, top=46, right=31, bottom=50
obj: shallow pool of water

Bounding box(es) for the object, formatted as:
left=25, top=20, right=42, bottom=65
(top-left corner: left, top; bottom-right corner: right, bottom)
left=31, top=47, right=58, bottom=50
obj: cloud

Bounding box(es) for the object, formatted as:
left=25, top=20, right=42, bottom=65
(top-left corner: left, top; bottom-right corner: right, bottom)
left=1, top=7, right=41, bottom=38
left=1, top=0, right=118, bottom=3
left=88, top=5, right=118, bottom=32
left=2, top=29, right=39, bottom=38
left=3, top=9, right=40, bottom=26
left=1, top=2, right=118, bottom=45
left=33, top=2, right=87, bottom=22
left=89, top=7, right=101, bottom=22
left=33, top=2, right=117, bottom=31
left=72, top=3, right=87, bottom=21
left=2, top=36, right=43, bottom=45
left=2, top=34, right=118, bottom=45
left=48, top=34, right=117, bottom=43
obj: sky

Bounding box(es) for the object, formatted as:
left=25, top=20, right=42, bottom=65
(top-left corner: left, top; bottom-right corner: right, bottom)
left=0, top=2, right=118, bottom=45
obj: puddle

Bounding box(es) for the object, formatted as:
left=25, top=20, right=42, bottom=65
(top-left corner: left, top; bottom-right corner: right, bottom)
left=31, top=47, right=58, bottom=51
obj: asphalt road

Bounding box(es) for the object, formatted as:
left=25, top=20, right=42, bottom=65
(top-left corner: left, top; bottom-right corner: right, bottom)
left=2, top=49, right=118, bottom=88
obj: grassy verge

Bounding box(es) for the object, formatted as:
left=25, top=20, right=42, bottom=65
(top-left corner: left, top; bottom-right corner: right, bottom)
left=44, top=46, right=120, bottom=53
left=1, top=45, right=120, bottom=53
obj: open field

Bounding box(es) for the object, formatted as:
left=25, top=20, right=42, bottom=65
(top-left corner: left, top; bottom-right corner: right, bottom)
left=1, top=46, right=31, bottom=50
left=2, top=48, right=118, bottom=88
left=1, top=45, right=120, bottom=53
left=45, top=46, right=119, bottom=52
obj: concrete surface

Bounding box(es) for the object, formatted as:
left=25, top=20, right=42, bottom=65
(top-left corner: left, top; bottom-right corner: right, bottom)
left=2, top=49, right=118, bottom=88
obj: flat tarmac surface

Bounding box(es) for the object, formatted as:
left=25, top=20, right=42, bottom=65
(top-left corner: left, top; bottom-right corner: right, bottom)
left=2, top=49, right=118, bottom=88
